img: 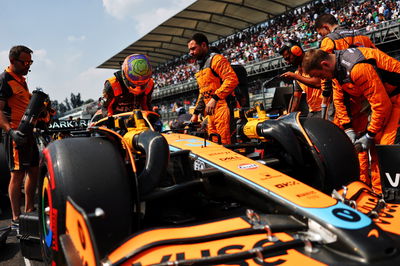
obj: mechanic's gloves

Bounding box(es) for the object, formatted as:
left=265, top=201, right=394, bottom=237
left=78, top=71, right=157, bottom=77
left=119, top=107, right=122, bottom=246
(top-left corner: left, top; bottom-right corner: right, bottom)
left=9, top=129, right=27, bottom=146
left=344, top=128, right=357, bottom=143
left=354, top=132, right=374, bottom=152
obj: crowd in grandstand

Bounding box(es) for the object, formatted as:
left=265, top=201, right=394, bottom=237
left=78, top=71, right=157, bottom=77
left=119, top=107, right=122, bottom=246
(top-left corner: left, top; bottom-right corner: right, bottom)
left=152, top=0, right=400, bottom=91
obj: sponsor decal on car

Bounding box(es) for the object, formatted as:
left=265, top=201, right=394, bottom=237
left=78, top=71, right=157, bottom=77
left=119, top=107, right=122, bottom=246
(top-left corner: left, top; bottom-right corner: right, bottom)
left=260, top=173, right=283, bottom=180
left=332, top=208, right=361, bottom=222
left=296, top=191, right=318, bottom=198
left=208, top=151, right=231, bottom=156
left=305, top=202, right=371, bottom=229
left=238, top=163, right=259, bottom=170
left=194, top=160, right=206, bottom=170
left=219, top=156, right=242, bottom=162
left=275, top=181, right=300, bottom=189
left=49, top=119, right=90, bottom=129
left=385, top=173, right=400, bottom=187
left=175, top=138, right=213, bottom=147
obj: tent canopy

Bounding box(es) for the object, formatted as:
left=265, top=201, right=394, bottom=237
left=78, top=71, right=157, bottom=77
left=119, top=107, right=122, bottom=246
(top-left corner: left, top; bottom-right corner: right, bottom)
left=98, top=0, right=311, bottom=69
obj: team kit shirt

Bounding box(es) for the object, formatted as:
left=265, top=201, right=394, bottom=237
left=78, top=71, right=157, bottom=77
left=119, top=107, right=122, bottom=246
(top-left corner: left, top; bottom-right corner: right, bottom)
left=0, top=67, right=31, bottom=129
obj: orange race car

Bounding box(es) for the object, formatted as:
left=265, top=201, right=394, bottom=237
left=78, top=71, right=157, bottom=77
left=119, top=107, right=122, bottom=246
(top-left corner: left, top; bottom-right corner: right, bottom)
left=16, top=106, right=400, bottom=265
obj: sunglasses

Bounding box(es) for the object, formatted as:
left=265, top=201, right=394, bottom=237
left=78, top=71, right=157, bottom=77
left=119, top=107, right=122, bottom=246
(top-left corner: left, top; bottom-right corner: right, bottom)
left=15, top=58, right=33, bottom=66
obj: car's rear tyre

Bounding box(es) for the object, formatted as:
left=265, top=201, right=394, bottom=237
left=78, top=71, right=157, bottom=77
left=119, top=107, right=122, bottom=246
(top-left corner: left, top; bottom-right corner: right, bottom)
left=301, top=118, right=359, bottom=192
left=39, top=137, right=132, bottom=264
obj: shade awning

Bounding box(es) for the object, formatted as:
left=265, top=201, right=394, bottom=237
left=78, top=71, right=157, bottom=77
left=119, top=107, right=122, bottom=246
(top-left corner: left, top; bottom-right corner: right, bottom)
left=98, top=0, right=311, bottom=69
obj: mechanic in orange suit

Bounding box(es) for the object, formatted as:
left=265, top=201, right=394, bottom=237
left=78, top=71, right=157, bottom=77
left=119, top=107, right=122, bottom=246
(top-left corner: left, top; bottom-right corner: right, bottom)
left=316, top=13, right=376, bottom=120
left=279, top=41, right=324, bottom=118
left=302, top=48, right=400, bottom=193
left=316, top=13, right=376, bottom=122
left=316, top=14, right=376, bottom=54
left=188, top=33, right=239, bottom=144
left=316, top=13, right=378, bottom=183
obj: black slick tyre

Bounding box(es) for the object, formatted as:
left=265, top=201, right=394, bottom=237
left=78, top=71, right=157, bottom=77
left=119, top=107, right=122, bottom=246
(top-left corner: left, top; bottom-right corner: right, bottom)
left=301, top=118, right=359, bottom=193
left=39, top=137, right=132, bottom=264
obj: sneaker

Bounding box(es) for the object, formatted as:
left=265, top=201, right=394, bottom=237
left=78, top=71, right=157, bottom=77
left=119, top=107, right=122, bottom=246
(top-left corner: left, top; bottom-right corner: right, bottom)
left=11, top=219, right=19, bottom=235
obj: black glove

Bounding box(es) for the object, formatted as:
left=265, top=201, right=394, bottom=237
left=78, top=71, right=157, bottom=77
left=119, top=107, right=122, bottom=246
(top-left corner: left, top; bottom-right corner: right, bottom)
left=9, top=129, right=27, bottom=145
left=354, top=132, right=374, bottom=152
left=344, top=128, right=357, bottom=143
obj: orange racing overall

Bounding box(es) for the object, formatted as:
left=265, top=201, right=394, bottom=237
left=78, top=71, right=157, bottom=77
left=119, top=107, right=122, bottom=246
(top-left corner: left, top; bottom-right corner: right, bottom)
left=320, top=27, right=377, bottom=181
left=333, top=47, right=400, bottom=193
left=194, top=53, right=239, bottom=144
left=293, top=70, right=323, bottom=116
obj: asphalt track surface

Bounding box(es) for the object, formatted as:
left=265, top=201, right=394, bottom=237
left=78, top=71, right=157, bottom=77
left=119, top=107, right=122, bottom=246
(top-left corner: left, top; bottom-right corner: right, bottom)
left=0, top=195, right=44, bottom=266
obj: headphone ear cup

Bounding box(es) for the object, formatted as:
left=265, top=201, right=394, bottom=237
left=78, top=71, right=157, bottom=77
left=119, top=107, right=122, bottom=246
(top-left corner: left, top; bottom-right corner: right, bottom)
left=291, top=46, right=303, bottom=57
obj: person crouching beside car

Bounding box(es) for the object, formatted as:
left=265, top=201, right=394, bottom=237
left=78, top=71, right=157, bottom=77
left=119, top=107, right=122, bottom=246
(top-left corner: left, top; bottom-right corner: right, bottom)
left=302, top=48, right=400, bottom=194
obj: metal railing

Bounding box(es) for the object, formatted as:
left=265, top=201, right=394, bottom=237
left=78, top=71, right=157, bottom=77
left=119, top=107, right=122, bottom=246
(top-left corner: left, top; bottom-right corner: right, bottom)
left=158, top=89, right=276, bottom=124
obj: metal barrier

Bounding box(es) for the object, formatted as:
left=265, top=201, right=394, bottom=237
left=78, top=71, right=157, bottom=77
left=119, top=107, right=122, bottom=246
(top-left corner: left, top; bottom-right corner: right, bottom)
left=159, top=91, right=275, bottom=124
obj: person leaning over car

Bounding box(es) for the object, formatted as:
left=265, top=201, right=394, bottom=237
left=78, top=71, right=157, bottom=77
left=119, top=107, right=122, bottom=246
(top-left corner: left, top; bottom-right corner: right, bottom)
left=279, top=41, right=324, bottom=118
left=315, top=13, right=376, bottom=120
left=188, top=33, right=239, bottom=144
left=102, top=54, right=154, bottom=116
left=315, top=13, right=378, bottom=184
left=0, top=45, right=38, bottom=232
left=302, top=47, right=400, bottom=194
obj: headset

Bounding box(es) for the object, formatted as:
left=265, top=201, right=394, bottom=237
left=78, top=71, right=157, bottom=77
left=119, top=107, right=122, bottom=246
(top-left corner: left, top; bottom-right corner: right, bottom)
left=280, top=41, right=303, bottom=57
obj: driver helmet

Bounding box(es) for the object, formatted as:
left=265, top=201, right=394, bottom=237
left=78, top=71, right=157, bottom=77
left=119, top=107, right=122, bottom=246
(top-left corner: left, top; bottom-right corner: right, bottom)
left=121, top=54, right=152, bottom=95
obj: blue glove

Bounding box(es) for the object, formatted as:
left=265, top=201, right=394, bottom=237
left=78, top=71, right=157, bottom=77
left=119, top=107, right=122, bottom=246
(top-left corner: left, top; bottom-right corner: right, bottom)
left=344, top=128, right=356, bottom=143
left=354, top=132, right=374, bottom=152
left=9, top=129, right=27, bottom=146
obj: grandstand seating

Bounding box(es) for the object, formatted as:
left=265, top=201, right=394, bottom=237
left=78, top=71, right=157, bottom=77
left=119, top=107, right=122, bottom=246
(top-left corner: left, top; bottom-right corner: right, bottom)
left=152, top=0, right=400, bottom=105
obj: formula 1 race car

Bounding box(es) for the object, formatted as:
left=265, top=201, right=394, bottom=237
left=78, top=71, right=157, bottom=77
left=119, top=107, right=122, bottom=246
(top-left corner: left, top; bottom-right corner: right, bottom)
left=21, top=107, right=400, bottom=266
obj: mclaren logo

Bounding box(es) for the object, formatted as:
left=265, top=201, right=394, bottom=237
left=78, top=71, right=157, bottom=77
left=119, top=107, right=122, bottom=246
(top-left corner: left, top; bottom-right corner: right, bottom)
left=368, top=229, right=379, bottom=238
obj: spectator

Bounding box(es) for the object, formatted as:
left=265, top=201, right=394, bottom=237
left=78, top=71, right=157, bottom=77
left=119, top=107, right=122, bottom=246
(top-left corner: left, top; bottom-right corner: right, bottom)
left=174, top=102, right=186, bottom=116
left=152, top=0, right=398, bottom=92
left=169, top=103, right=192, bottom=132
left=76, top=117, right=82, bottom=128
